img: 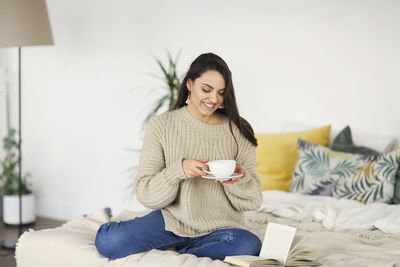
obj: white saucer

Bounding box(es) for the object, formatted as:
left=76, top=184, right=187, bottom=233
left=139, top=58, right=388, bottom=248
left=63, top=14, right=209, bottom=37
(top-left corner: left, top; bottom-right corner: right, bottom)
left=201, top=172, right=244, bottom=181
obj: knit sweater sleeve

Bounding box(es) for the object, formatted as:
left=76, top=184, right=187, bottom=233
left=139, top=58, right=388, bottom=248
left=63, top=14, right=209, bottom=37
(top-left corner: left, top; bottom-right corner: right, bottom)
left=134, top=116, right=186, bottom=209
left=222, top=138, right=262, bottom=212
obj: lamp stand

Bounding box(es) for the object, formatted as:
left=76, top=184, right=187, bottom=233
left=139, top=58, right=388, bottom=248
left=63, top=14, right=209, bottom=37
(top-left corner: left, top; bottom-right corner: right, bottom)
left=1, top=47, right=23, bottom=250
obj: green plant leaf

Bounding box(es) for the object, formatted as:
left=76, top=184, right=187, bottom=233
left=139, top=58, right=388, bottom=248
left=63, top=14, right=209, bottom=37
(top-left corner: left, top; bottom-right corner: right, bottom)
left=0, top=128, right=32, bottom=195
left=144, top=94, right=169, bottom=125
left=143, top=50, right=182, bottom=126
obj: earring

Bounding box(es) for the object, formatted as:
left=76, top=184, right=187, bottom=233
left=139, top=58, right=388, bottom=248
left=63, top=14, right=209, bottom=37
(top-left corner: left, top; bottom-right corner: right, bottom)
left=185, top=93, right=191, bottom=105
left=219, top=103, right=225, bottom=109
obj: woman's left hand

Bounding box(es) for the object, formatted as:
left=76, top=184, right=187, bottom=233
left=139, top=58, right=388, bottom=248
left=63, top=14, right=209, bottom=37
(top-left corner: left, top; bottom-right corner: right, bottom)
left=215, top=164, right=245, bottom=184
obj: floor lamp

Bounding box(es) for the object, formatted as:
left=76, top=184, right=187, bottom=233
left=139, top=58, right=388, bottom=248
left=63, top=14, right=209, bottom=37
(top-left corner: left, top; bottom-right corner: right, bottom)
left=0, top=0, right=54, bottom=249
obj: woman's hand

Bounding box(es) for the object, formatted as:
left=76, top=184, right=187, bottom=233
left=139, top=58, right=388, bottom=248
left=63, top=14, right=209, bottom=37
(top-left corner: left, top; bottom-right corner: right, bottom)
left=215, top=164, right=245, bottom=184
left=182, top=159, right=209, bottom=179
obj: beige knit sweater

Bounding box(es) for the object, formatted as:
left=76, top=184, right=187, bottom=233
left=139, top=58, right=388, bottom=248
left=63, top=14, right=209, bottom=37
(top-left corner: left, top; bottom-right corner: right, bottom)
left=134, top=106, right=262, bottom=237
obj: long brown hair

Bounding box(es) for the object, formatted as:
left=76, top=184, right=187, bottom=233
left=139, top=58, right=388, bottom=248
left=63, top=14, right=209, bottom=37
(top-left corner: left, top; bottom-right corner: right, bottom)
left=171, top=53, right=257, bottom=147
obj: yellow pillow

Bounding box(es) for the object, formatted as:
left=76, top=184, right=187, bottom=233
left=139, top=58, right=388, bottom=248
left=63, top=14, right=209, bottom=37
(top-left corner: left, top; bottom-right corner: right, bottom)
left=255, top=125, right=331, bottom=191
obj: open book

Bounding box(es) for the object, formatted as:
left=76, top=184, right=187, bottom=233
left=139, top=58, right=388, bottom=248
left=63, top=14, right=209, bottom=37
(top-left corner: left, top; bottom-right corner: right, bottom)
left=224, top=223, right=320, bottom=266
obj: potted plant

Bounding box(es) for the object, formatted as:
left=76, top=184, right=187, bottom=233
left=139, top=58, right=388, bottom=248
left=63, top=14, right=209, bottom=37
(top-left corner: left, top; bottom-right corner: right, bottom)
left=143, top=50, right=182, bottom=126
left=0, top=128, right=35, bottom=225
left=125, top=50, right=182, bottom=199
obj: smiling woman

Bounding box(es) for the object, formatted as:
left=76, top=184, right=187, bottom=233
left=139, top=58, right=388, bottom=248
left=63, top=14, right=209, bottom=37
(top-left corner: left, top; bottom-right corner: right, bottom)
left=185, top=70, right=226, bottom=124
left=95, top=53, right=262, bottom=261
left=173, top=53, right=258, bottom=149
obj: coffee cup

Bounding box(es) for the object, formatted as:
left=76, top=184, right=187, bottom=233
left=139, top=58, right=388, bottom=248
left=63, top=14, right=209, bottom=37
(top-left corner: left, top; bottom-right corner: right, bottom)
left=203, top=160, right=236, bottom=177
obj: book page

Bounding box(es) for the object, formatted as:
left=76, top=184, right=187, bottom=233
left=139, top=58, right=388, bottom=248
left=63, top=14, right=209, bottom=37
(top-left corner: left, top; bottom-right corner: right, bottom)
left=224, top=255, right=261, bottom=266
left=289, top=235, right=308, bottom=254
left=224, top=255, right=280, bottom=267
left=259, top=222, right=297, bottom=265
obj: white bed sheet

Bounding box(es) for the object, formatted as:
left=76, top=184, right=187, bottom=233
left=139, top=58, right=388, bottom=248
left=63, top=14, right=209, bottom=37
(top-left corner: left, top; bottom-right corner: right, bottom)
left=16, top=193, right=400, bottom=267
left=260, top=190, right=400, bottom=233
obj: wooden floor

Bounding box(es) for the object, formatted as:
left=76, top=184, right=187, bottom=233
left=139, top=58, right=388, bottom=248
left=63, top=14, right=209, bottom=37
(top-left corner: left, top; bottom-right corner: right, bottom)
left=0, top=217, right=65, bottom=267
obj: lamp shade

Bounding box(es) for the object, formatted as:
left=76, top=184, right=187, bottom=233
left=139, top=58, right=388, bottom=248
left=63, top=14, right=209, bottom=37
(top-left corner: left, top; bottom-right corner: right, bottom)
left=0, top=0, right=54, bottom=47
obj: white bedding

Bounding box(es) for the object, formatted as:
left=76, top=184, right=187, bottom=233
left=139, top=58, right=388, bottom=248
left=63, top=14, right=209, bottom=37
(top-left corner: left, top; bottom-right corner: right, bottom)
left=16, top=194, right=400, bottom=267
left=260, top=190, right=400, bottom=233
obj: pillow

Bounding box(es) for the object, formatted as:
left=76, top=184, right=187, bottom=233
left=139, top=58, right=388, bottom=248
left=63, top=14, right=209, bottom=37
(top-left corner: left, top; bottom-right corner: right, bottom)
left=255, top=125, right=331, bottom=191
left=290, top=139, right=400, bottom=204
left=332, top=126, right=380, bottom=155
left=394, top=174, right=400, bottom=204
left=332, top=126, right=400, bottom=204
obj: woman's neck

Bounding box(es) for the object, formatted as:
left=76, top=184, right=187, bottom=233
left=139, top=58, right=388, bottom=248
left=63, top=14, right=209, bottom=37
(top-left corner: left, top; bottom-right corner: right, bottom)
left=186, top=105, right=225, bottom=125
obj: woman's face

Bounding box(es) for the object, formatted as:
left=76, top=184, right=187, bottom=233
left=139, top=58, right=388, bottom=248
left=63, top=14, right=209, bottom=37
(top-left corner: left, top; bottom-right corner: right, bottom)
left=186, top=70, right=226, bottom=119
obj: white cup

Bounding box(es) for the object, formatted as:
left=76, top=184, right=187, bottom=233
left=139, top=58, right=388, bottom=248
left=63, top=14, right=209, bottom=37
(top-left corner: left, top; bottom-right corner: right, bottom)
left=203, top=160, right=236, bottom=177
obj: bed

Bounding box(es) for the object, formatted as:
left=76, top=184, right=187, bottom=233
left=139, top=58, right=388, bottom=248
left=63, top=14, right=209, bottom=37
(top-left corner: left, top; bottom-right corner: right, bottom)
left=16, top=191, right=400, bottom=266
left=15, top=125, right=400, bottom=266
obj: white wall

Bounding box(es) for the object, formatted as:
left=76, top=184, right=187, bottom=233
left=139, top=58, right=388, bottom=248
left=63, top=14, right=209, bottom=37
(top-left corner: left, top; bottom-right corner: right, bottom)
left=0, top=0, right=399, bottom=220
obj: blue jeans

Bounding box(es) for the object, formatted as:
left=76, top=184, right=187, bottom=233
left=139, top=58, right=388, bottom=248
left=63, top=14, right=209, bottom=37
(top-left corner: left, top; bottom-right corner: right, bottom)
left=95, top=210, right=261, bottom=260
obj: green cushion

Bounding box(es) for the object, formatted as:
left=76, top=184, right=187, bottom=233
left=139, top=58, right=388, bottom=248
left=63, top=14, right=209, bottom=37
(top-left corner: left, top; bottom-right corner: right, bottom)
left=332, top=126, right=400, bottom=204
left=332, top=126, right=380, bottom=155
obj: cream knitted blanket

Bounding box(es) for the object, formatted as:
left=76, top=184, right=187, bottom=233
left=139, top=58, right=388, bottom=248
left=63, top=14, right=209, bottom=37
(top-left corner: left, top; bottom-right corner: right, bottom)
left=16, top=208, right=400, bottom=267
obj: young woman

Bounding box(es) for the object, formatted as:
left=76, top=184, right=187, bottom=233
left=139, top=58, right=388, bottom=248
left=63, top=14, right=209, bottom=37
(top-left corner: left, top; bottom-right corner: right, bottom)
left=95, top=53, right=262, bottom=260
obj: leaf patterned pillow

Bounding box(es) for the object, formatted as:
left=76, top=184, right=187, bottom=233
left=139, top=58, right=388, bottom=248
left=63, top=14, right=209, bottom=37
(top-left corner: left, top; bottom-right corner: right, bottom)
left=290, top=139, right=400, bottom=204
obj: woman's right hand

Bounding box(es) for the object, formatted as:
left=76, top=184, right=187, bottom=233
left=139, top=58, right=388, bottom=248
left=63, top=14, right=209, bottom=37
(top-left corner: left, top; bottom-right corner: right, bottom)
left=182, top=159, right=209, bottom=179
